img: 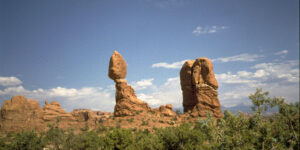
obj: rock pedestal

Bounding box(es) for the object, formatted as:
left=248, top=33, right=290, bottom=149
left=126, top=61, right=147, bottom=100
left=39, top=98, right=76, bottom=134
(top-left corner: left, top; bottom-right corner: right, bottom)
left=180, top=57, right=223, bottom=118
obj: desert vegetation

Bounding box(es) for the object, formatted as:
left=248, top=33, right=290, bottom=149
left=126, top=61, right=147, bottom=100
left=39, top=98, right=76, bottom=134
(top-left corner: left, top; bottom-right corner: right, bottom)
left=0, top=89, right=298, bottom=150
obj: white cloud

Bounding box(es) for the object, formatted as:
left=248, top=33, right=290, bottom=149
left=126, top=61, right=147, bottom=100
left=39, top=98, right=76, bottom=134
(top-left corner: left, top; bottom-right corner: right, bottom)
left=252, top=60, right=299, bottom=82
left=48, top=87, right=78, bottom=97
left=131, top=78, right=154, bottom=90
left=136, top=93, right=161, bottom=105
left=217, top=60, right=299, bottom=108
left=151, top=53, right=264, bottom=70
left=152, top=60, right=187, bottom=69
left=0, top=85, right=29, bottom=95
left=215, top=72, right=258, bottom=84
left=136, top=77, right=182, bottom=108
left=274, top=49, right=288, bottom=56
left=253, top=69, right=268, bottom=78
left=212, top=53, right=264, bottom=63
left=192, top=25, right=227, bottom=36
left=0, top=76, right=22, bottom=86
left=219, top=85, right=256, bottom=108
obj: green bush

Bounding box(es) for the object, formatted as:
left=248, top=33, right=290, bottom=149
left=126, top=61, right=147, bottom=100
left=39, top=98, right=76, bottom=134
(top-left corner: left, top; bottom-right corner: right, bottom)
left=6, top=130, right=45, bottom=150
left=43, top=126, right=66, bottom=149
left=71, top=131, right=101, bottom=150
left=99, top=128, right=134, bottom=149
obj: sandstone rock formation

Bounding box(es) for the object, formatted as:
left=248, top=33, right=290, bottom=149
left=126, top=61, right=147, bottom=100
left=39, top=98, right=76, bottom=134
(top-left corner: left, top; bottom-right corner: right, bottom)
left=159, top=104, right=176, bottom=117
left=108, top=51, right=127, bottom=81
left=108, top=51, right=151, bottom=116
left=43, top=101, right=75, bottom=121
left=180, top=60, right=196, bottom=112
left=71, top=109, right=113, bottom=122
left=0, top=52, right=223, bottom=133
left=180, top=57, right=223, bottom=118
left=0, top=95, right=113, bottom=133
left=0, top=95, right=44, bottom=132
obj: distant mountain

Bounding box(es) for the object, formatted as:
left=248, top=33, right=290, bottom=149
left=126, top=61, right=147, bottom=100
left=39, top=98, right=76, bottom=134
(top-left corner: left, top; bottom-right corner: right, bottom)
left=174, top=103, right=278, bottom=115
left=222, top=104, right=278, bottom=115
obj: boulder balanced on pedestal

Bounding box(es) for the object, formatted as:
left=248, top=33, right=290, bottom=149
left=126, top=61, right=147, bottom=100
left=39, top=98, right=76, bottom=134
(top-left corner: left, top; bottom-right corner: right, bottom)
left=108, top=51, right=151, bottom=116
left=180, top=57, right=223, bottom=118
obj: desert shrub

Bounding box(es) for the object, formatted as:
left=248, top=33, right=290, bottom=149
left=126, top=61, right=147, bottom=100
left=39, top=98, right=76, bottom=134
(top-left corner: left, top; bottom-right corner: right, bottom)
left=135, top=110, right=143, bottom=115
left=99, top=128, right=134, bottom=149
left=62, top=129, right=76, bottom=150
left=156, top=123, right=208, bottom=149
left=44, top=126, right=66, bottom=150
left=116, top=121, right=121, bottom=128
left=175, top=110, right=182, bottom=115
left=130, top=129, right=163, bottom=150
left=95, top=124, right=108, bottom=133
left=6, top=130, right=45, bottom=150
left=0, top=135, right=8, bottom=150
left=71, top=131, right=101, bottom=150
left=141, top=119, right=149, bottom=126
left=148, top=110, right=156, bottom=115
left=127, top=118, right=134, bottom=123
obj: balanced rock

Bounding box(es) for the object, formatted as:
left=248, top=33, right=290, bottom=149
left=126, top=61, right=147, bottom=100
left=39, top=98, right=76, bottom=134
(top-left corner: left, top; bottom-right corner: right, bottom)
left=180, top=57, right=223, bottom=118
left=108, top=51, right=127, bottom=80
left=108, top=51, right=151, bottom=116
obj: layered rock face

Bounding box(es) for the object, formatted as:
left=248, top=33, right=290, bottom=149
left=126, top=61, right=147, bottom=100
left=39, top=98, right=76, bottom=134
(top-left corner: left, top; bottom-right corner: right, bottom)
left=108, top=51, right=151, bottom=116
left=43, top=101, right=75, bottom=121
left=180, top=57, right=223, bottom=118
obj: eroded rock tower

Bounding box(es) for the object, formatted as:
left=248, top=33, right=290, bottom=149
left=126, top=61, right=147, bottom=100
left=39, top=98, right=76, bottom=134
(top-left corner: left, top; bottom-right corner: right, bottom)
left=108, top=51, right=151, bottom=116
left=180, top=57, right=223, bottom=118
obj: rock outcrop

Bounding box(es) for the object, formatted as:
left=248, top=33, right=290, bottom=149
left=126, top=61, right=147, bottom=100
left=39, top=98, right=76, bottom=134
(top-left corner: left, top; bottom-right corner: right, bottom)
left=108, top=51, right=151, bottom=116
left=43, top=101, right=75, bottom=121
left=180, top=57, right=223, bottom=118
left=0, top=95, right=44, bottom=132
left=0, top=95, right=112, bottom=133
left=158, top=104, right=176, bottom=117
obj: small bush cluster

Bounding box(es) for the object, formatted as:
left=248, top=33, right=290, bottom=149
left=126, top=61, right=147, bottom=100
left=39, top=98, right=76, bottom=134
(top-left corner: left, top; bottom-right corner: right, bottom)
left=0, top=89, right=298, bottom=150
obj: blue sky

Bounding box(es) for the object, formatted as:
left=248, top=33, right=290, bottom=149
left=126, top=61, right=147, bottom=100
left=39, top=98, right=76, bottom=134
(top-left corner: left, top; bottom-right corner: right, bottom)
left=0, top=0, right=299, bottom=112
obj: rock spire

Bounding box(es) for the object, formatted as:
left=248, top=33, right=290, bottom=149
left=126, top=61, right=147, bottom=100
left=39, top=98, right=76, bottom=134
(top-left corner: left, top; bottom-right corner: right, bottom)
left=180, top=57, right=223, bottom=118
